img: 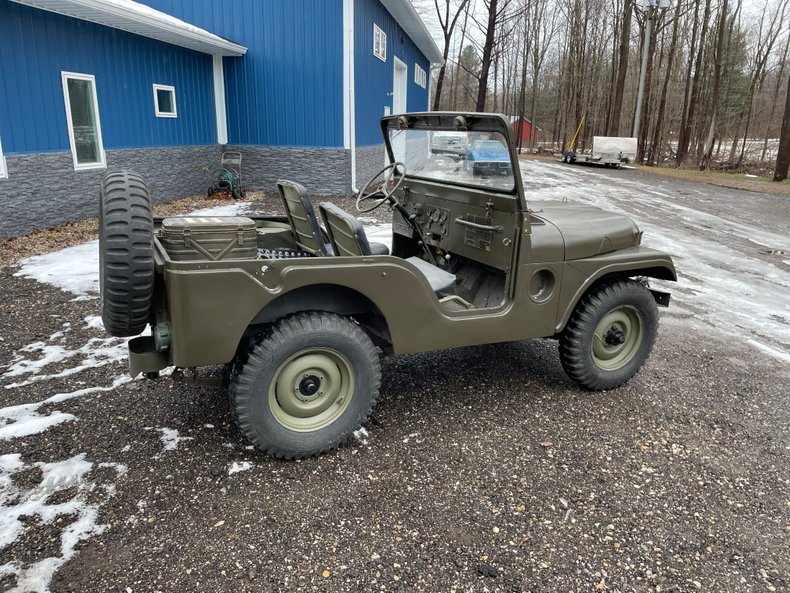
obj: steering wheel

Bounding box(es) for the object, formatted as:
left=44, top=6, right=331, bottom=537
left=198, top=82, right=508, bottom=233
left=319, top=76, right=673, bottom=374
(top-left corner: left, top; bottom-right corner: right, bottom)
left=355, top=162, right=407, bottom=213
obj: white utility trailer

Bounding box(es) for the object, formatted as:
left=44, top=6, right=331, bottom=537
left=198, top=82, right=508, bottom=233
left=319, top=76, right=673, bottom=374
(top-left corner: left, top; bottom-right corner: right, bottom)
left=562, top=136, right=637, bottom=168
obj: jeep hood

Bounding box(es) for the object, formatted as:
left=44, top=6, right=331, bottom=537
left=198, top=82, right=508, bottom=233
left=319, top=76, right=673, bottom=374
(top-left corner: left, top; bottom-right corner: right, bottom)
left=530, top=201, right=640, bottom=260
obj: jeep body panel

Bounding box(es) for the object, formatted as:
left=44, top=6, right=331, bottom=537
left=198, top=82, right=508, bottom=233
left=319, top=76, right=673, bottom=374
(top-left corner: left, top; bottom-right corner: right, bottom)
left=158, top=244, right=674, bottom=369
left=121, top=112, right=675, bottom=377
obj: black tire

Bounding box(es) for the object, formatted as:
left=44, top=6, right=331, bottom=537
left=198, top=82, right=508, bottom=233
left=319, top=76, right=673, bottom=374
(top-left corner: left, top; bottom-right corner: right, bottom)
left=99, top=170, right=155, bottom=337
left=230, top=313, right=381, bottom=459
left=559, top=279, right=658, bottom=390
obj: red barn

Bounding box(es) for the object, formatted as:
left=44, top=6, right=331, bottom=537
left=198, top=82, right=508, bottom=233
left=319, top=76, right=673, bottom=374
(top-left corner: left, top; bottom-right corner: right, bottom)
left=511, top=117, right=541, bottom=146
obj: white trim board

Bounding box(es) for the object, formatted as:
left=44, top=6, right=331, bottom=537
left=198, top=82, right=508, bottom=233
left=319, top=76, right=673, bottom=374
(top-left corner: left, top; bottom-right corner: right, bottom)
left=61, top=71, right=106, bottom=171
left=0, top=134, right=7, bottom=179
left=343, top=0, right=357, bottom=191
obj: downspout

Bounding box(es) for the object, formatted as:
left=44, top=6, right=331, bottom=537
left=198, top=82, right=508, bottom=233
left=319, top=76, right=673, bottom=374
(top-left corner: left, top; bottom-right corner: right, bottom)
left=212, top=55, right=228, bottom=145
left=343, top=0, right=358, bottom=192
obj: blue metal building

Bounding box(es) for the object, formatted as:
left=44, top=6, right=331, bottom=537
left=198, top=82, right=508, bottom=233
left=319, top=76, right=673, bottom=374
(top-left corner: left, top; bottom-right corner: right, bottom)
left=0, top=0, right=441, bottom=238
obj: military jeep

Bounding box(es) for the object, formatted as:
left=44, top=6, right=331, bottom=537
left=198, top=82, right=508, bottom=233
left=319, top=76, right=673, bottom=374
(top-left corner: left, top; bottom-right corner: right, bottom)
left=98, top=113, right=676, bottom=459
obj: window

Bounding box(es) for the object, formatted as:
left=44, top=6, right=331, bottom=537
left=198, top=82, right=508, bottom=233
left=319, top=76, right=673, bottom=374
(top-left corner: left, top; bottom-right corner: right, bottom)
left=153, top=84, right=177, bottom=118
left=62, top=72, right=105, bottom=170
left=414, top=64, right=427, bottom=89
left=373, top=24, right=387, bottom=61
left=0, top=134, right=6, bottom=179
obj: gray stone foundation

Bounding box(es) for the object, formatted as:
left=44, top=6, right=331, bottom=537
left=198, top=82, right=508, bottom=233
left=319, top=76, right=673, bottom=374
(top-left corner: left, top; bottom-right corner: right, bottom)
left=0, top=145, right=362, bottom=239
left=0, top=145, right=221, bottom=239
left=227, top=145, right=351, bottom=197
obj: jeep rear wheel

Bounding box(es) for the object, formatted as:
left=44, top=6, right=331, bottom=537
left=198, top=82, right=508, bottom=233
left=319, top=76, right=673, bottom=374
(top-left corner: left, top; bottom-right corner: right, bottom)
left=229, top=313, right=380, bottom=458
left=559, top=279, right=658, bottom=390
left=99, top=170, right=155, bottom=337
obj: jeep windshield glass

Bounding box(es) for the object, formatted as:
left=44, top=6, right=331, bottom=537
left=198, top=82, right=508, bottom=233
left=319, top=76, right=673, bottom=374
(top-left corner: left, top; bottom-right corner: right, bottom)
left=388, top=129, right=515, bottom=192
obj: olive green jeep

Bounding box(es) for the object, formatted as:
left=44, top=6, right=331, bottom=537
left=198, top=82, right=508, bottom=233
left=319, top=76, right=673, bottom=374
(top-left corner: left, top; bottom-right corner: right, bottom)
left=98, top=113, right=676, bottom=459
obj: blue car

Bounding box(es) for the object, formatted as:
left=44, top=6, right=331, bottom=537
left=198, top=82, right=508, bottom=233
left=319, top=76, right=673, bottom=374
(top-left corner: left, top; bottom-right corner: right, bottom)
left=465, top=140, right=512, bottom=176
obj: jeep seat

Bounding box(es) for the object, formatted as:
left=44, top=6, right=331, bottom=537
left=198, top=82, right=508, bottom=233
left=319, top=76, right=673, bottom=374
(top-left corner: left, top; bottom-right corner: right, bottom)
left=319, top=202, right=456, bottom=298
left=277, top=180, right=333, bottom=256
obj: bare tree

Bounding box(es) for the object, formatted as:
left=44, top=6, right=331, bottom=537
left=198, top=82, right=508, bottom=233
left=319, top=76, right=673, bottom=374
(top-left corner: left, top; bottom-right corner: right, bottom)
left=431, top=0, right=472, bottom=110
left=609, top=0, right=633, bottom=135
left=775, top=72, right=790, bottom=180
left=700, top=0, right=734, bottom=170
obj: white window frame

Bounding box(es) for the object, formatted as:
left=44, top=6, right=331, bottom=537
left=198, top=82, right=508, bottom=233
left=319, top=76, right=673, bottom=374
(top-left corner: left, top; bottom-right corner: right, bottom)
left=373, top=24, right=387, bottom=62
left=153, top=84, right=178, bottom=118
left=61, top=71, right=106, bottom=171
left=414, top=64, right=426, bottom=89
left=0, top=134, right=7, bottom=179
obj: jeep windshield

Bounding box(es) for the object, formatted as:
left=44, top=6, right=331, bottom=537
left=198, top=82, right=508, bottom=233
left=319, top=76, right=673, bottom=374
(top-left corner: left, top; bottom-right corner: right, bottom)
left=388, top=128, right=516, bottom=192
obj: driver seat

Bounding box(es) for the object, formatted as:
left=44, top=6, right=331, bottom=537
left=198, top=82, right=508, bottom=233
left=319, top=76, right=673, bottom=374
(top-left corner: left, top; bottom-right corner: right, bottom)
left=319, top=203, right=456, bottom=298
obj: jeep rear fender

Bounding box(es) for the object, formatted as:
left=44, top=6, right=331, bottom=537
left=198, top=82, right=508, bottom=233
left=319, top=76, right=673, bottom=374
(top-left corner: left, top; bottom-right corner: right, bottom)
left=555, top=246, right=677, bottom=333
left=251, top=284, right=393, bottom=348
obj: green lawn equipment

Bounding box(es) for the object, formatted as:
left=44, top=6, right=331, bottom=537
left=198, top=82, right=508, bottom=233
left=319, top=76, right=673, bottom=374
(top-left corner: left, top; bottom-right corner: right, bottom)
left=208, top=151, right=245, bottom=199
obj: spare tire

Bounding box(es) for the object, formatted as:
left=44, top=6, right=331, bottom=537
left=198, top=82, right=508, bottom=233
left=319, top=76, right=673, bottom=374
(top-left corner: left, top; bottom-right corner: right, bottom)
left=99, top=170, right=155, bottom=337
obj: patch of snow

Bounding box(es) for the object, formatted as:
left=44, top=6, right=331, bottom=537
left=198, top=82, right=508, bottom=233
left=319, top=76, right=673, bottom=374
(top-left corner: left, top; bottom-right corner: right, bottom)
left=3, top=335, right=129, bottom=388
left=203, top=423, right=215, bottom=429
left=402, top=432, right=422, bottom=444
left=353, top=426, right=369, bottom=445
left=106, top=0, right=238, bottom=45
left=228, top=461, right=253, bottom=475
left=0, top=376, right=130, bottom=440
left=145, top=427, right=193, bottom=452
left=0, top=453, right=124, bottom=593
left=15, top=241, right=100, bottom=297
left=83, top=315, right=105, bottom=330
left=0, top=411, right=76, bottom=440
left=187, top=201, right=250, bottom=217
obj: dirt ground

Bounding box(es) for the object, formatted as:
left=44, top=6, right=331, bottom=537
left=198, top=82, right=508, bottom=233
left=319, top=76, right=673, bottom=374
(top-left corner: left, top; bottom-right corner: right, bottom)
left=1, top=162, right=788, bottom=593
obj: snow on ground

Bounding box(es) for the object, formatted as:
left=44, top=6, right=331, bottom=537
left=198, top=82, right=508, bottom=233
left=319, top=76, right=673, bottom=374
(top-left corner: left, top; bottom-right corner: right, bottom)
left=143, top=427, right=194, bottom=453
left=1, top=202, right=249, bottom=592
left=228, top=461, right=254, bottom=475
left=0, top=454, right=125, bottom=593
left=0, top=376, right=131, bottom=441
left=521, top=160, right=790, bottom=361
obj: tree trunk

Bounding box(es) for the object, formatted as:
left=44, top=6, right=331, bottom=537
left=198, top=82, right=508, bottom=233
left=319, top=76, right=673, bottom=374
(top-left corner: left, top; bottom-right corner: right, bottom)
left=610, top=1, right=632, bottom=136
left=762, top=35, right=790, bottom=161
left=476, top=0, right=498, bottom=112
left=700, top=0, right=730, bottom=170
left=676, top=0, right=711, bottom=166
left=648, top=5, right=681, bottom=165
left=774, top=73, right=790, bottom=181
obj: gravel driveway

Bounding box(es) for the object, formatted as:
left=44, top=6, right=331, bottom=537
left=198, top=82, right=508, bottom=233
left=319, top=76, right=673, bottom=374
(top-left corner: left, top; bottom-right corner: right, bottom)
left=1, top=161, right=788, bottom=593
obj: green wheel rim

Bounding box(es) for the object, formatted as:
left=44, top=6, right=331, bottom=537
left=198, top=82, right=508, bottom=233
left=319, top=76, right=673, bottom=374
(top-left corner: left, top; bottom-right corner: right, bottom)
left=268, top=348, right=355, bottom=432
left=591, top=305, right=644, bottom=371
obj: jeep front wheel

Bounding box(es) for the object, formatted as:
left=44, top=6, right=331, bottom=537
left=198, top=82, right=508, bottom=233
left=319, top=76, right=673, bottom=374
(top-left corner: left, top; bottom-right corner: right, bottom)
left=229, top=313, right=381, bottom=458
left=559, top=279, right=658, bottom=390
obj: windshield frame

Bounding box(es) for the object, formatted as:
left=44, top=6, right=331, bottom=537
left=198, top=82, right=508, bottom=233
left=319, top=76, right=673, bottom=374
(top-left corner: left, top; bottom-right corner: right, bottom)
left=380, top=113, right=525, bottom=205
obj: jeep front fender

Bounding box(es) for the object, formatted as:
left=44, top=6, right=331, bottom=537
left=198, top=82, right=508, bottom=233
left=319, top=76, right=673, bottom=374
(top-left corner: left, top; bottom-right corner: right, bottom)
left=555, top=246, right=676, bottom=333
